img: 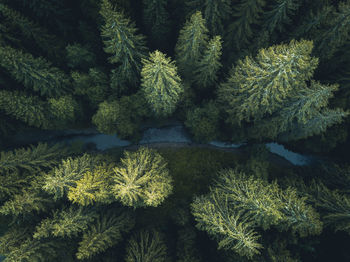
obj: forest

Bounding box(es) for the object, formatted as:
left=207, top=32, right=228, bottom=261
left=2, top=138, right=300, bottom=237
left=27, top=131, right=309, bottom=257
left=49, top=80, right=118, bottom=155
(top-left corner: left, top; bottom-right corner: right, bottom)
left=0, top=0, right=350, bottom=261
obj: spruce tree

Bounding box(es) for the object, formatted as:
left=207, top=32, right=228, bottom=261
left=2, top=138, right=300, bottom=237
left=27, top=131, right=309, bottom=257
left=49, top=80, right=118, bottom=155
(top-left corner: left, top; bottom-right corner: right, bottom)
left=76, top=210, right=135, bottom=260
left=0, top=46, right=70, bottom=97
left=141, top=50, right=184, bottom=117
left=175, top=11, right=209, bottom=77
left=193, top=35, right=222, bottom=88
left=125, top=230, right=168, bottom=262
left=100, top=0, right=148, bottom=90
left=112, top=147, right=173, bottom=208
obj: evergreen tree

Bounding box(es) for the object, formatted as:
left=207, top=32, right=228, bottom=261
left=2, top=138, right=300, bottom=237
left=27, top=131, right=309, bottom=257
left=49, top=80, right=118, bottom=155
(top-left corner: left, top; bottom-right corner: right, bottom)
left=100, top=0, right=148, bottom=90
left=42, top=154, right=98, bottom=200
left=125, top=230, right=168, bottom=262
left=48, top=95, right=81, bottom=128
left=176, top=227, right=201, bottom=262
left=262, top=0, right=302, bottom=34
left=0, top=46, right=70, bottom=97
left=186, top=0, right=231, bottom=35
left=65, top=43, right=96, bottom=70
left=76, top=210, right=135, bottom=260
left=225, top=0, right=265, bottom=50
left=112, top=147, right=173, bottom=208
left=0, top=142, right=69, bottom=174
left=141, top=50, right=184, bottom=117
left=67, top=164, right=114, bottom=206
left=33, top=206, right=98, bottom=239
left=193, top=35, right=222, bottom=88
left=142, top=0, right=171, bottom=48
left=175, top=11, right=209, bottom=77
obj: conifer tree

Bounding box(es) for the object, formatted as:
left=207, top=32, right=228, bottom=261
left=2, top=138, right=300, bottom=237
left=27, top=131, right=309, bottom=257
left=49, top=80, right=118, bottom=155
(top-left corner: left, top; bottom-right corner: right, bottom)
left=0, top=46, right=70, bottom=97
left=175, top=11, right=209, bottom=77
left=0, top=142, right=69, bottom=174
left=100, top=0, right=148, bottom=90
left=226, top=0, right=265, bottom=50
left=186, top=0, right=231, bottom=35
left=42, top=154, right=98, bottom=200
left=76, top=210, right=135, bottom=260
left=193, top=35, right=222, bottom=88
left=0, top=90, right=50, bottom=129
left=67, top=165, right=114, bottom=206
left=33, top=206, right=99, bottom=239
left=142, top=0, right=170, bottom=47
left=125, top=230, right=168, bottom=262
left=48, top=95, right=80, bottom=127
left=66, top=43, right=96, bottom=70
left=141, top=50, right=184, bottom=117
left=218, top=40, right=319, bottom=124
left=262, top=0, right=302, bottom=34
left=112, top=147, right=173, bottom=208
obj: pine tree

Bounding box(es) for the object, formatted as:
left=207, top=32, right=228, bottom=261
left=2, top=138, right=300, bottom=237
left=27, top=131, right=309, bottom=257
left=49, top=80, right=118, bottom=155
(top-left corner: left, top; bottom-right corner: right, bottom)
left=125, top=230, right=168, bottom=262
left=193, top=35, right=222, bottom=88
left=48, top=95, right=80, bottom=127
left=65, top=43, right=96, bottom=70
left=186, top=0, right=231, bottom=35
left=100, top=0, right=148, bottom=90
left=42, top=154, right=98, bottom=200
left=225, top=0, right=265, bottom=50
left=0, top=142, right=69, bottom=174
left=218, top=40, right=319, bottom=125
left=142, top=0, right=171, bottom=48
left=112, top=147, right=173, bottom=208
left=0, top=46, right=70, bottom=97
left=33, top=206, right=98, bottom=239
left=262, top=0, right=302, bottom=37
left=67, top=165, right=114, bottom=206
left=175, top=11, right=209, bottom=77
left=141, top=50, right=184, bottom=117
left=76, top=210, right=135, bottom=260
left=0, top=90, right=50, bottom=129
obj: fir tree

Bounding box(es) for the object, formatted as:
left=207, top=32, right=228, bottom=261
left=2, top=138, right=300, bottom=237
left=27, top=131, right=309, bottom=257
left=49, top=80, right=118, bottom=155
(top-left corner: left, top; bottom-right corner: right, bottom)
left=186, top=0, right=231, bottom=35
left=175, top=11, right=209, bottom=77
left=141, top=50, right=184, bottom=117
left=48, top=95, right=80, bottom=128
left=193, top=35, right=222, bottom=88
left=225, top=0, right=265, bottom=50
left=65, top=43, right=96, bottom=70
left=67, top=164, right=114, bottom=206
left=100, top=0, right=148, bottom=90
left=125, top=230, right=168, bottom=262
left=33, top=206, right=98, bottom=239
left=0, top=46, right=70, bottom=97
left=142, top=0, right=171, bottom=48
left=112, top=147, right=173, bottom=208
left=76, top=210, right=135, bottom=260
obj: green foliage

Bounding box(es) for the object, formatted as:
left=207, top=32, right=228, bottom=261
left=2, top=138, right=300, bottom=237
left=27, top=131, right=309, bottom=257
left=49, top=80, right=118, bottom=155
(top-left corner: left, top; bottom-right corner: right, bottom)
left=0, top=46, right=70, bottom=97
left=185, top=101, right=220, bottom=142
left=191, top=169, right=322, bottom=258
left=33, top=205, right=98, bottom=239
left=186, top=0, right=231, bottom=35
left=92, top=92, right=150, bottom=139
left=76, top=210, right=135, bottom=260
left=0, top=142, right=69, bottom=174
left=100, top=0, right=148, bottom=89
left=67, top=164, right=114, bottom=206
left=226, top=0, right=265, bottom=50
left=66, top=43, right=96, bottom=70
left=263, top=0, right=302, bottom=34
left=193, top=35, right=223, bottom=88
left=125, top=229, right=168, bottom=262
left=175, top=11, right=209, bottom=77
left=42, top=154, right=98, bottom=200
left=176, top=227, right=201, bottom=262
left=141, top=50, right=184, bottom=117
left=142, top=0, right=171, bottom=47
left=112, top=147, right=173, bottom=208
left=48, top=95, right=80, bottom=127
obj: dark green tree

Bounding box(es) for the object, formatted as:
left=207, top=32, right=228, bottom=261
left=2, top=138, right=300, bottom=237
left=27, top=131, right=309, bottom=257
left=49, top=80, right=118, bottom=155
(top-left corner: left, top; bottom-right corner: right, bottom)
left=193, top=35, right=222, bottom=88
left=112, top=147, right=173, bottom=208
left=141, top=50, right=184, bottom=117
left=175, top=11, right=209, bottom=78
left=0, top=46, right=70, bottom=97
left=100, top=0, right=148, bottom=91
left=66, top=43, right=96, bottom=70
